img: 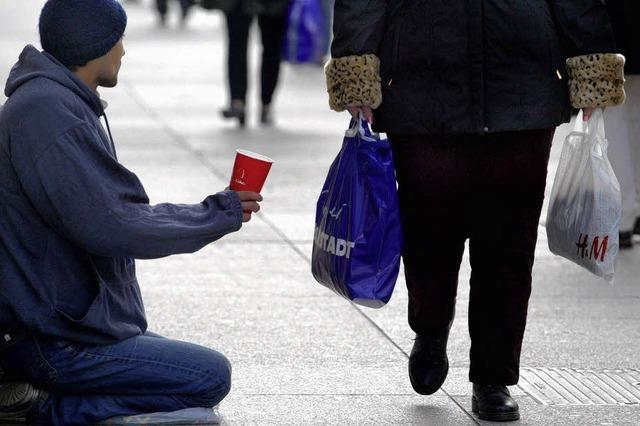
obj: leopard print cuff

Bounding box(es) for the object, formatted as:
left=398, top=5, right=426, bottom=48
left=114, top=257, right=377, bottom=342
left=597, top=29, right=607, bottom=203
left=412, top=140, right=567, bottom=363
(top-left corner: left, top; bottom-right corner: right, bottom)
left=325, top=54, right=382, bottom=112
left=566, top=53, right=626, bottom=108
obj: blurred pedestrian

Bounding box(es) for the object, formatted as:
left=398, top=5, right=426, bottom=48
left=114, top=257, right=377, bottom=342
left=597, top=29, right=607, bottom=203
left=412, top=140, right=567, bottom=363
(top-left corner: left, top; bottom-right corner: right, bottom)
left=0, top=0, right=262, bottom=424
left=220, top=0, right=291, bottom=127
left=326, top=0, right=624, bottom=422
left=605, top=0, right=640, bottom=249
left=156, top=0, right=194, bottom=27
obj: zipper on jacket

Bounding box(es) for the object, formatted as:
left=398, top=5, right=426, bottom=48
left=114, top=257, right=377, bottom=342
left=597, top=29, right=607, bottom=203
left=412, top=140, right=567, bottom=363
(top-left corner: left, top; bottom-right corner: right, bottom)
left=389, top=24, right=402, bottom=86
left=387, top=1, right=407, bottom=87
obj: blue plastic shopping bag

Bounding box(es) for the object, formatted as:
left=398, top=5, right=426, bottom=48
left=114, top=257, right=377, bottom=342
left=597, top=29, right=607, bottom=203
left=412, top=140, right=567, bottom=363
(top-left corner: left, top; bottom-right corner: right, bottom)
left=312, top=117, right=403, bottom=308
left=282, top=0, right=327, bottom=64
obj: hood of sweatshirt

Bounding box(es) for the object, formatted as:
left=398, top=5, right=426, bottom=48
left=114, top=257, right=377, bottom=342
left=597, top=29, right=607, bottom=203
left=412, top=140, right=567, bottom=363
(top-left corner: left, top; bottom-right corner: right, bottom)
left=5, top=44, right=103, bottom=116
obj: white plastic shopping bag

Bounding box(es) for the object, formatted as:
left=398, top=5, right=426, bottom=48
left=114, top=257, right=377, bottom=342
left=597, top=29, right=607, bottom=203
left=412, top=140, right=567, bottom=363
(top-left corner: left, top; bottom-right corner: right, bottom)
left=546, top=108, right=621, bottom=283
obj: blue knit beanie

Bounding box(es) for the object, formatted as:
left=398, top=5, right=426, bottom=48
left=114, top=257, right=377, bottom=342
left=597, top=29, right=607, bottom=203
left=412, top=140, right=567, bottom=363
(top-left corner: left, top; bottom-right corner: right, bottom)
left=39, top=0, right=127, bottom=67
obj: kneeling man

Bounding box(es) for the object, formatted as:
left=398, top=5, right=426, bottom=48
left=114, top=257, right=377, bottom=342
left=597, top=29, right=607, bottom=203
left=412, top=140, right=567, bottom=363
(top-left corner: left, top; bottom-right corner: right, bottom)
left=0, top=1, right=261, bottom=424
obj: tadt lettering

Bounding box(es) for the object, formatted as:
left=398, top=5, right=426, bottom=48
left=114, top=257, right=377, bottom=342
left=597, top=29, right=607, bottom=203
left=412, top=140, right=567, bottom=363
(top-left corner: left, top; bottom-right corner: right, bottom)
left=314, top=227, right=356, bottom=259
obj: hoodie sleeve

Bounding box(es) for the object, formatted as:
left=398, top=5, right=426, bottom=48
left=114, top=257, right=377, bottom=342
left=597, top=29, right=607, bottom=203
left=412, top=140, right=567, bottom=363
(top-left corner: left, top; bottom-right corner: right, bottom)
left=17, top=123, right=243, bottom=259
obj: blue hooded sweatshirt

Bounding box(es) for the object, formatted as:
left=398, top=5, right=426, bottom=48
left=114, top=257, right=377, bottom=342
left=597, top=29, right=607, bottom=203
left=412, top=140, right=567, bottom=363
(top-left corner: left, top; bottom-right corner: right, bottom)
left=0, top=45, right=243, bottom=344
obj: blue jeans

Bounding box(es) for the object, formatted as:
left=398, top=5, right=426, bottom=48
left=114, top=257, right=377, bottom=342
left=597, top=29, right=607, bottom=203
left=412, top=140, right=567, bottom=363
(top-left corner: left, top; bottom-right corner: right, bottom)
left=0, top=331, right=231, bottom=425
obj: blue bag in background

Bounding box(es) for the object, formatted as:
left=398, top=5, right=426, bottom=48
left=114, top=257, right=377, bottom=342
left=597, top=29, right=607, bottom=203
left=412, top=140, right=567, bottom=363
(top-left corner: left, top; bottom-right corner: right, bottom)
left=312, top=117, right=403, bottom=308
left=282, top=0, right=327, bottom=64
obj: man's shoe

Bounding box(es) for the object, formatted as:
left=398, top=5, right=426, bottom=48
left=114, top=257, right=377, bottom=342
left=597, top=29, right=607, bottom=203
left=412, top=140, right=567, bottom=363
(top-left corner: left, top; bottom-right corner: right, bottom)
left=634, top=217, right=640, bottom=236
left=620, top=231, right=633, bottom=249
left=408, top=332, right=450, bottom=395
left=0, top=382, right=44, bottom=424
left=472, top=384, right=520, bottom=422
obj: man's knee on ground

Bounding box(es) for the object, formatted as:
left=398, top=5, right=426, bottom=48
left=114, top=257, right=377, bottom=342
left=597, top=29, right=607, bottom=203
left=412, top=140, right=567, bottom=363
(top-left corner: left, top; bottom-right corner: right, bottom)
left=190, top=352, right=232, bottom=407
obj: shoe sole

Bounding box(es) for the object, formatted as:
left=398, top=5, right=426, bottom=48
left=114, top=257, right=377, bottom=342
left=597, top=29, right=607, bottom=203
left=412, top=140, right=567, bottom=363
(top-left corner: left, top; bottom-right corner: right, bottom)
left=0, top=383, right=37, bottom=423
left=0, top=383, right=31, bottom=407
left=0, top=418, right=27, bottom=424
left=472, top=396, right=520, bottom=422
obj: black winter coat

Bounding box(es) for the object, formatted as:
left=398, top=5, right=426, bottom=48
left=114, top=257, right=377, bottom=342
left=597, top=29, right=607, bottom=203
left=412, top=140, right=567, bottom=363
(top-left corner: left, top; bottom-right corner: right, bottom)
left=606, top=0, right=640, bottom=74
left=330, top=0, right=618, bottom=135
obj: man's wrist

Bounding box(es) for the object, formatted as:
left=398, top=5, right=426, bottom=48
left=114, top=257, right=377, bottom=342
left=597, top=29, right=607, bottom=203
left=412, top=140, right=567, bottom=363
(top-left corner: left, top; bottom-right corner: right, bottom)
left=222, top=189, right=243, bottom=227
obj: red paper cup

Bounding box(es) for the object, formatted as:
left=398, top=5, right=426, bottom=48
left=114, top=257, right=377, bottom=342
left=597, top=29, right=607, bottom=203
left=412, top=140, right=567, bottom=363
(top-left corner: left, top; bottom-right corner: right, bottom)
left=229, top=149, right=274, bottom=193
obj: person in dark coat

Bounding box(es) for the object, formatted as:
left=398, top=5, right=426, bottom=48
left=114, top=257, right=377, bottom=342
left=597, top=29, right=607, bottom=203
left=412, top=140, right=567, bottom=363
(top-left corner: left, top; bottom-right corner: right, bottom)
left=325, top=0, right=625, bottom=422
left=220, top=0, right=291, bottom=126
left=605, top=0, right=640, bottom=248
left=0, top=1, right=262, bottom=424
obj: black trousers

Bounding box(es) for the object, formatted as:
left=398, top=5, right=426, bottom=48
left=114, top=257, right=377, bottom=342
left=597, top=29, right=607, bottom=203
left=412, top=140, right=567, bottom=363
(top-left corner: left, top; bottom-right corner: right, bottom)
left=225, top=3, right=287, bottom=106
left=389, top=129, right=554, bottom=385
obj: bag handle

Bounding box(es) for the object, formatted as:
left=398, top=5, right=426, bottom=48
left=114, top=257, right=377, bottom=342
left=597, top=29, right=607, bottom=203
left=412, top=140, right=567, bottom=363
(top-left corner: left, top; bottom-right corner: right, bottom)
left=588, top=108, right=607, bottom=156
left=572, top=108, right=605, bottom=134
left=588, top=108, right=606, bottom=139
left=570, top=108, right=608, bottom=157
left=572, top=109, right=585, bottom=133
left=345, top=112, right=380, bottom=142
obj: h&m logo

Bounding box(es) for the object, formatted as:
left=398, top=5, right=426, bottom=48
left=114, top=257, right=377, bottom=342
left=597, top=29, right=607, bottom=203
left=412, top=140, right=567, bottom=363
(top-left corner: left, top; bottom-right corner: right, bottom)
left=575, top=233, right=609, bottom=262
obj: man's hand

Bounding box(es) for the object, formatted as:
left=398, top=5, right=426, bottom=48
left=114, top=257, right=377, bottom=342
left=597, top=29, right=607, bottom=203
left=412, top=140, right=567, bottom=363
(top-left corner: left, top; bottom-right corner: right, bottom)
left=236, top=191, right=262, bottom=222
left=347, top=105, right=374, bottom=124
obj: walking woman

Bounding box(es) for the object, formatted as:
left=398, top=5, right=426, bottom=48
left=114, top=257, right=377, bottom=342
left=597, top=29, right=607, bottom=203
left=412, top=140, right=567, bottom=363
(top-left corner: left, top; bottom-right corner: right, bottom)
left=325, top=1, right=625, bottom=422
left=220, top=0, right=291, bottom=127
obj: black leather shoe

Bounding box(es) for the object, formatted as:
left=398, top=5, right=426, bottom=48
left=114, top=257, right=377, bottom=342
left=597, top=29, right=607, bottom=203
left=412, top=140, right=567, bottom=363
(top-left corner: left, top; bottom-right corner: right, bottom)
left=0, top=382, right=45, bottom=424
left=472, top=384, right=520, bottom=422
left=408, top=331, right=451, bottom=395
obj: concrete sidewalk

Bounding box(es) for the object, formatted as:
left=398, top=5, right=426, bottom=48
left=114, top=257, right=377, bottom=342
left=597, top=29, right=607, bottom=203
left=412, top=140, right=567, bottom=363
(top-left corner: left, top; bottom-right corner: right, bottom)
left=2, top=1, right=640, bottom=424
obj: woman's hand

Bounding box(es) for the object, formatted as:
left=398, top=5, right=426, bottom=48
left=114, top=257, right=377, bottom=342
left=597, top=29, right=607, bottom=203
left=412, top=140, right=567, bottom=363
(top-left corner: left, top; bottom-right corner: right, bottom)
left=347, top=106, right=374, bottom=124
left=582, top=107, right=604, bottom=121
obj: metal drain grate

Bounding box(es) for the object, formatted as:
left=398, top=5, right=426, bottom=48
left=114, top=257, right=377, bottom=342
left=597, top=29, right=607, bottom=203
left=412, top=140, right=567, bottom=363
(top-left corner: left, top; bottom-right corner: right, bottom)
left=518, top=368, right=640, bottom=406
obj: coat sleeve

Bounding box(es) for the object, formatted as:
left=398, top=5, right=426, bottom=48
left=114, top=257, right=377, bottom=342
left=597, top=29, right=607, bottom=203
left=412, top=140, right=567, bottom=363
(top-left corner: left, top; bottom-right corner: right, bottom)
left=325, top=0, right=387, bottom=112
left=18, top=123, right=243, bottom=259
left=547, top=0, right=626, bottom=108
